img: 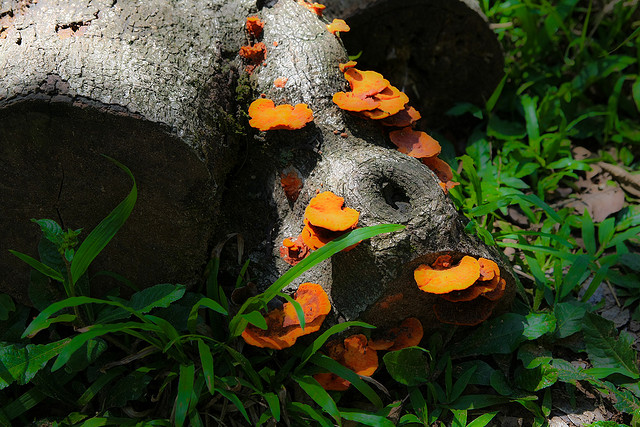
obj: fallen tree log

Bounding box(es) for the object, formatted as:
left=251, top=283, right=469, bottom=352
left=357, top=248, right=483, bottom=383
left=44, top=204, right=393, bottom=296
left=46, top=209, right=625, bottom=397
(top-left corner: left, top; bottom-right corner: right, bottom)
left=0, top=0, right=511, bottom=329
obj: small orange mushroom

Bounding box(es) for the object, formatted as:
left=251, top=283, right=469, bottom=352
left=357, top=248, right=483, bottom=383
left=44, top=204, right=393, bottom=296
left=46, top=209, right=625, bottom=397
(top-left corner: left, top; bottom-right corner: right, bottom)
left=245, top=16, right=264, bottom=38
left=422, top=156, right=453, bottom=183
left=282, top=283, right=331, bottom=328
left=327, top=18, right=350, bottom=35
left=239, top=42, right=266, bottom=63
left=304, top=191, right=359, bottom=232
left=478, top=258, right=499, bottom=281
left=274, top=77, right=288, bottom=88
left=314, top=334, right=378, bottom=390
left=297, top=1, right=326, bottom=16
left=380, top=106, right=422, bottom=127
left=248, top=98, right=313, bottom=131
left=332, top=91, right=381, bottom=112
left=279, top=236, right=309, bottom=266
left=241, top=283, right=330, bottom=349
left=280, top=167, right=303, bottom=201
left=439, top=181, right=460, bottom=193
left=389, top=127, right=441, bottom=159
left=414, top=256, right=481, bottom=294
left=339, top=61, right=357, bottom=72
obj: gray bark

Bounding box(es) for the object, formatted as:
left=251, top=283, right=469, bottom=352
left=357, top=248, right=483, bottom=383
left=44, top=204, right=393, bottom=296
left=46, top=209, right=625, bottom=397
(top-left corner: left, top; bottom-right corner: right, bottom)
left=1, top=0, right=512, bottom=330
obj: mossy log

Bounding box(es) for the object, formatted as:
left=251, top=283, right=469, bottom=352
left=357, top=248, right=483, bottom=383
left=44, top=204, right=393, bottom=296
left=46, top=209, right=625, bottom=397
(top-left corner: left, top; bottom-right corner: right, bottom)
left=0, top=0, right=510, bottom=329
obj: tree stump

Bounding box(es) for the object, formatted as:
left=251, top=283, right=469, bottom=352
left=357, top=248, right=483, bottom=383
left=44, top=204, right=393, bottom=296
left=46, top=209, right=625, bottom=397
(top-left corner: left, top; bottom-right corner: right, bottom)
left=1, top=0, right=511, bottom=330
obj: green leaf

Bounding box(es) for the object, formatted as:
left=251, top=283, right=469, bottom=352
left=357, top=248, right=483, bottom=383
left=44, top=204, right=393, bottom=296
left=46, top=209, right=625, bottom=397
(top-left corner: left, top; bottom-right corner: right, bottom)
left=0, top=340, right=70, bottom=389
left=288, top=402, right=333, bottom=427
left=558, top=254, right=590, bottom=301
left=467, top=411, right=499, bottom=427
left=619, top=253, right=640, bottom=270
left=31, top=219, right=63, bottom=245
left=632, top=76, right=640, bottom=114
left=383, top=347, right=430, bottom=387
left=187, top=297, right=228, bottom=333
left=128, top=284, right=186, bottom=313
left=581, top=209, right=596, bottom=255
left=339, top=410, right=395, bottom=427
left=71, top=156, right=137, bottom=284
left=518, top=343, right=552, bottom=369
left=310, top=354, right=383, bottom=409
left=175, top=364, right=195, bottom=427
left=299, top=321, right=375, bottom=366
left=514, top=364, right=559, bottom=392
left=240, top=311, right=268, bottom=330
left=551, top=358, right=593, bottom=384
left=460, top=155, right=482, bottom=206
left=553, top=301, right=587, bottom=338
left=197, top=340, right=215, bottom=394
left=448, top=394, right=515, bottom=410
left=294, top=375, right=341, bottom=425
left=451, top=313, right=527, bottom=357
left=0, top=294, right=15, bottom=322
left=215, top=387, right=251, bottom=424
left=9, top=250, right=65, bottom=283
left=106, top=369, right=152, bottom=408
left=65, top=338, right=108, bottom=373
left=521, top=94, right=540, bottom=149
left=264, top=392, right=281, bottom=422
left=77, top=367, right=125, bottom=407
left=486, top=73, right=507, bottom=113
left=582, top=312, right=639, bottom=379
left=280, top=293, right=306, bottom=330
left=523, top=312, right=556, bottom=339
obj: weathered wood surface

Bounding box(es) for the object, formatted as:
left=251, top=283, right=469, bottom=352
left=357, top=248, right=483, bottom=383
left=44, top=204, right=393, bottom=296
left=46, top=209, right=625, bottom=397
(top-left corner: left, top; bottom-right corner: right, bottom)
left=0, top=0, right=511, bottom=330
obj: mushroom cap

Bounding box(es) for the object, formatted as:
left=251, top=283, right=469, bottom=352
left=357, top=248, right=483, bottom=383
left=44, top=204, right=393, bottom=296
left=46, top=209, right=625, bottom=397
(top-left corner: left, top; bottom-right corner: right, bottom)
left=241, top=309, right=300, bottom=350
left=380, top=106, right=422, bottom=127
left=390, top=127, right=441, bottom=158
left=248, top=98, right=314, bottom=131
left=414, top=255, right=481, bottom=294
left=313, top=372, right=350, bottom=391
left=239, top=42, right=267, bottom=62
left=342, top=334, right=378, bottom=376
left=332, top=91, right=381, bottom=112
left=280, top=167, right=303, bottom=201
left=304, top=191, right=360, bottom=231
left=478, top=258, right=499, bottom=281
left=327, top=18, right=350, bottom=35
left=282, top=283, right=331, bottom=328
left=344, top=68, right=390, bottom=97
left=339, top=61, right=357, bottom=72
left=245, top=16, right=264, bottom=38
left=274, top=77, right=288, bottom=88
left=279, top=236, right=310, bottom=266
left=388, top=318, right=424, bottom=351
left=422, top=156, right=453, bottom=182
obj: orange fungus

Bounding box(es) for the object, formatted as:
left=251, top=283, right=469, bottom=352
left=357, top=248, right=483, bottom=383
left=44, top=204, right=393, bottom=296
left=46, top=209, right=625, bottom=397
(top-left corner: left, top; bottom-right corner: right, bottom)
left=414, top=256, right=481, bottom=294
left=248, top=98, right=313, bottom=131
left=245, top=16, right=264, bottom=38
left=327, top=19, right=350, bottom=35
left=389, top=127, right=441, bottom=159
left=304, top=191, right=359, bottom=232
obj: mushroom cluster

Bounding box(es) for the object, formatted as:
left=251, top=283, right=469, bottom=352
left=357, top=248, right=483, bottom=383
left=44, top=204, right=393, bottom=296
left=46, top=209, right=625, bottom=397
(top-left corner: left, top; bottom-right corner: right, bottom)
left=296, top=0, right=326, bottom=16
left=280, top=191, right=361, bottom=265
left=332, top=64, right=458, bottom=193
left=239, top=16, right=266, bottom=74
left=315, top=317, right=423, bottom=391
left=414, top=255, right=507, bottom=326
left=242, top=283, right=331, bottom=349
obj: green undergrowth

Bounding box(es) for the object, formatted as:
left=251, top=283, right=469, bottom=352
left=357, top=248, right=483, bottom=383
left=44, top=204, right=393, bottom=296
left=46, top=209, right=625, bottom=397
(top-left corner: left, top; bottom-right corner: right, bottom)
left=2, top=0, right=640, bottom=426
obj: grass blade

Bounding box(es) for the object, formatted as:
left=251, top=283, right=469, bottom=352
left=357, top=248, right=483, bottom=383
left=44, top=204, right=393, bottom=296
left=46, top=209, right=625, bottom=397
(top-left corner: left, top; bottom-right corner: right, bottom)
left=175, top=364, right=195, bottom=427
left=294, top=375, right=342, bottom=425
left=9, top=250, right=64, bottom=282
left=197, top=339, right=215, bottom=394
left=299, top=321, right=375, bottom=366
left=71, top=156, right=137, bottom=285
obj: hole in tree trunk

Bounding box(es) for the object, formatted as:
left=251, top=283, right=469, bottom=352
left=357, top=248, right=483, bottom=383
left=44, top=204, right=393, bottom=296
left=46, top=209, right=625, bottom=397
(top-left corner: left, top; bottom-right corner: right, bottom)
left=381, top=181, right=410, bottom=213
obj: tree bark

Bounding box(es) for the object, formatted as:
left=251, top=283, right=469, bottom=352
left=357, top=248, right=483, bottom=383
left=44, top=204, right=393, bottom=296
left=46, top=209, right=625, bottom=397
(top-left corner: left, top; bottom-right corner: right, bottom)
left=1, top=0, right=512, bottom=330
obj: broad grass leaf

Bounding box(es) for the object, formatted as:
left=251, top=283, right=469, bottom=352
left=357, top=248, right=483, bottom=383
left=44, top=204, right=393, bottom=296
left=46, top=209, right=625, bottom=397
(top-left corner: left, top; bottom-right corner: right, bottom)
left=451, top=313, right=527, bottom=357
left=383, top=347, right=430, bottom=387
left=0, top=339, right=70, bottom=389
left=9, top=250, right=64, bottom=283
left=619, top=253, right=640, bottom=271
left=487, top=115, right=526, bottom=139
left=0, top=295, right=15, bottom=322
left=581, top=209, right=597, bottom=255
left=517, top=343, right=552, bottom=369
left=339, top=410, right=395, bottom=427
left=65, top=338, right=107, bottom=373
left=175, top=364, right=195, bottom=427
left=583, top=312, right=639, bottom=379
left=197, top=339, right=215, bottom=393
left=280, top=293, right=305, bottom=330
left=71, top=156, right=137, bottom=284
left=215, top=387, right=251, bottom=424
left=558, top=254, right=590, bottom=302
left=633, top=76, right=640, bottom=113
left=310, top=353, right=383, bottom=409
left=466, top=412, right=498, bottom=427
left=264, top=392, right=281, bottom=421
left=187, top=297, right=227, bottom=333
left=128, top=284, right=186, bottom=313
left=76, top=367, right=125, bottom=407
left=288, top=402, right=333, bottom=427
left=106, top=369, right=152, bottom=408
left=294, top=375, right=341, bottom=425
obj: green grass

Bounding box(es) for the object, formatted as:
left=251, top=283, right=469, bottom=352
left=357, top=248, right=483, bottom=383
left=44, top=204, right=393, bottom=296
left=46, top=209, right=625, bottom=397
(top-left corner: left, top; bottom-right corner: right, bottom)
left=2, top=0, right=640, bottom=425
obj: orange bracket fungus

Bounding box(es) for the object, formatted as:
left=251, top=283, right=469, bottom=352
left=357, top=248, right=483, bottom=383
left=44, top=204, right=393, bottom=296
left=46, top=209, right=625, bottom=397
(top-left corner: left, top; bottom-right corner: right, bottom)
left=326, top=18, right=350, bottom=35
left=279, top=236, right=309, bottom=266
left=415, top=255, right=508, bottom=326
left=280, top=166, right=303, bottom=202
left=297, top=0, right=326, bottom=16
left=338, top=61, right=357, bottom=72
left=241, top=283, right=330, bottom=349
left=389, top=127, right=441, bottom=159
left=414, top=255, right=480, bottom=294
left=332, top=91, right=380, bottom=112
left=248, top=98, right=314, bottom=131
left=273, top=77, right=288, bottom=88
left=379, top=106, right=422, bottom=127
left=300, top=191, right=360, bottom=250
left=314, top=334, right=378, bottom=391
left=245, top=16, right=264, bottom=38
left=369, top=317, right=424, bottom=351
